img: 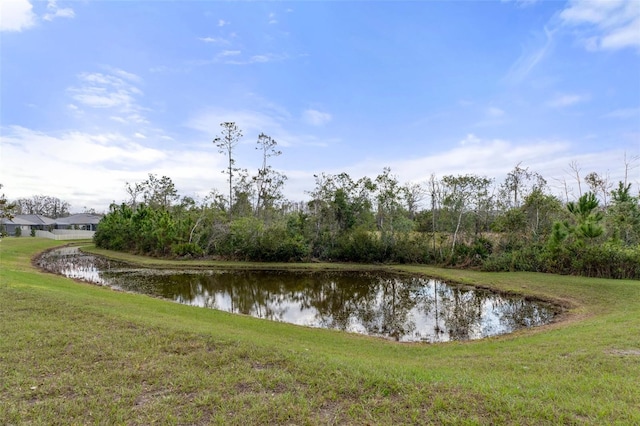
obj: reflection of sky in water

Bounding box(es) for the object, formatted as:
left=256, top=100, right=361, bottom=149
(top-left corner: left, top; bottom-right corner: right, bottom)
left=38, top=248, right=557, bottom=343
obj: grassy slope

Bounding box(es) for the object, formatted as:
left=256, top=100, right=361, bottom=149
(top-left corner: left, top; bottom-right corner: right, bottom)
left=1, top=238, right=639, bottom=425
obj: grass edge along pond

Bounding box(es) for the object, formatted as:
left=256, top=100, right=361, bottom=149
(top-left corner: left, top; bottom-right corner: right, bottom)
left=2, top=238, right=639, bottom=425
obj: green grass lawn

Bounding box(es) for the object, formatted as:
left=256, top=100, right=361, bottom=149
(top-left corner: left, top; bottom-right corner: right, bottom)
left=1, top=238, right=639, bottom=425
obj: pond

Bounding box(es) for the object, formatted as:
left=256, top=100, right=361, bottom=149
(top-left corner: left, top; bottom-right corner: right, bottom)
left=36, top=247, right=558, bottom=343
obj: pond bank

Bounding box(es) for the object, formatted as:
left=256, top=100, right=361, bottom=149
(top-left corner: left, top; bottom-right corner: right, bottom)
left=3, top=238, right=639, bottom=424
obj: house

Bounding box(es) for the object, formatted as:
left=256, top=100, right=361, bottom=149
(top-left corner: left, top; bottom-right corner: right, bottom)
left=1, top=214, right=103, bottom=237
left=55, top=213, right=102, bottom=231
left=1, top=214, right=57, bottom=236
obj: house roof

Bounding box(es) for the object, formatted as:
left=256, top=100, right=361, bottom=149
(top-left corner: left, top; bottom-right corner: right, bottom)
left=1, top=216, right=36, bottom=225
left=1, top=213, right=103, bottom=226
left=56, top=214, right=103, bottom=225
left=7, top=214, right=57, bottom=226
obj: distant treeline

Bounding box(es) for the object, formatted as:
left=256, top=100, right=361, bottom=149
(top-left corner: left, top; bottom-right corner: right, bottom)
left=93, top=167, right=640, bottom=279
left=93, top=122, right=640, bottom=279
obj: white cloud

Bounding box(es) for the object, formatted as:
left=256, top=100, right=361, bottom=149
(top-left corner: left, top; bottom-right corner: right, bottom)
left=460, top=133, right=482, bottom=145
left=328, top=134, right=634, bottom=206
left=560, top=0, right=640, bottom=52
left=504, top=26, right=554, bottom=84
left=303, top=109, right=332, bottom=126
left=194, top=52, right=288, bottom=66
left=474, top=106, right=507, bottom=127
left=220, top=50, right=241, bottom=57
left=0, top=0, right=36, bottom=32
left=603, top=107, right=640, bottom=119
left=43, top=0, right=74, bottom=22
left=188, top=107, right=289, bottom=144
left=249, top=54, right=277, bottom=63
left=218, top=19, right=228, bottom=27
left=2, top=123, right=635, bottom=211
left=502, top=0, right=539, bottom=7
left=547, top=93, right=590, bottom=108
left=106, top=67, right=141, bottom=83
left=486, top=107, right=505, bottom=118
left=67, top=69, right=148, bottom=124
left=187, top=104, right=337, bottom=152
left=0, top=125, right=222, bottom=211
left=268, top=12, right=278, bottom=24
left=198, top=36, right=229, bottom=45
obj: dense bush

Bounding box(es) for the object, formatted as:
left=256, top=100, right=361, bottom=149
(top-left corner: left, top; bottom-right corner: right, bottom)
left=482, top=243, right=545, bottom=273
left=171, top=242, right=203, bottom=258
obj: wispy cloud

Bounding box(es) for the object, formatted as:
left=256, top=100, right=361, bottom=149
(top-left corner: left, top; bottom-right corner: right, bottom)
left=474, top=106, right=507, bottom=127
left=486, top=107, right=505, bottom=118
left=188, top=107, right=291, bottom=145
left=559, top=0, right=640, bottom=52
left=198, top=36, right=230, bottom=45
left=547, top=93, right=590, bottom=108
left=43, top=0, right=74, bottom=22
left=504, top=26, right=554, bottom=84
left=268, top=12, right=278, bottom=24
left=67, top=68, right=148, bottom=124
left=303, top=109, right=332, bottom=126
left=501, top=0, right=539, bottom=8
left=218, top=19, right=228, bottom=27
left=459, top=133, right=482, bottom=145
left=247, top=53, right=285, bottom=63
left=187, top=103, right=337, bottom=151
left=0, top=0, right=36, bottom=32
left=202, top=52, right=288, bottom=66
left=603, top=107, right=640, bottom=119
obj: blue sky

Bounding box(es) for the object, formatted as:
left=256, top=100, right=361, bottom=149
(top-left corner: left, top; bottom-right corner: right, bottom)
left=1, top=0, right=639, bottom=212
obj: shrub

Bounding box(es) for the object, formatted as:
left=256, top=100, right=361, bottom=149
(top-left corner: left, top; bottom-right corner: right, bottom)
left=482, top=243, right=544, bottom=272
left=171, top=242, right=203, bottom=258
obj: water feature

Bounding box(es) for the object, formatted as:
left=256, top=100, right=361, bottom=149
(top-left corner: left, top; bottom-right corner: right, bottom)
left=36, top=247, right=558, bottom=342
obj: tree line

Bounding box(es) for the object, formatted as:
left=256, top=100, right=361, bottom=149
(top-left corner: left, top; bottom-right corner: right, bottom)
left=89, top=122, right=639, bottom=279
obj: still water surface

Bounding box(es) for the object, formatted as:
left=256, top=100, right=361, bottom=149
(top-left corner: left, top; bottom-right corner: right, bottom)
left=37, top=247, right=557, bottom=342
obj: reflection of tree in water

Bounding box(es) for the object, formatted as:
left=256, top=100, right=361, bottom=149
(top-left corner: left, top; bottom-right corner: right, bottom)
left=300, top=272, right=375, bottom=331
left=437, top=286, right=486, bottom=340
left=41, top=248, right=557, bottom=342
left=184, top=272, right=292, bottom=321
left=355, top=277, right=418, bottom=341
left=295, top=272, right=420, bottom=340
left=495, top=298, right=555, bottom=329
left=36, top=247, right=125, bottom=286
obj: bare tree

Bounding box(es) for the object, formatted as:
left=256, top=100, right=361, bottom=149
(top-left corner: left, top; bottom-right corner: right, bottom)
left=14, top=195, right=70, bottom=218
left=254, top=133, right=284, bottom=216
left=584, top=171, right=612, bottom=207
left=403, top=182, right=427, bottom=220
left=125, top=181, right=144, bottom=210
left=213, top=122, right=243, bottom=216
left=568, top=160, right=583, bottom=197
left=499, top=162, right=545, bottom=209
left=623, top=153, right=639, bottom=188
left=427, top=174, right=443, bottom=257
left=551, top=176, right=573, bottom=204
